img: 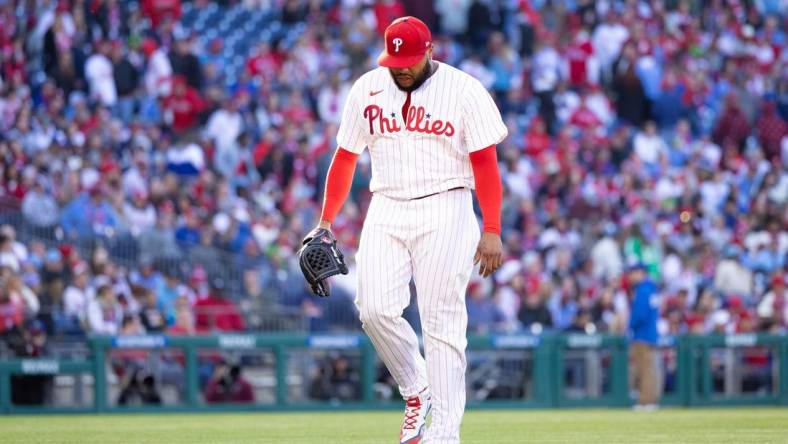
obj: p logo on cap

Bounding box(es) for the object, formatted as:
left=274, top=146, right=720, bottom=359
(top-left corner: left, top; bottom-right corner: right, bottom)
left=393, top=38, right=404, bottom=53
left=377, top=16, right=432, bottom=69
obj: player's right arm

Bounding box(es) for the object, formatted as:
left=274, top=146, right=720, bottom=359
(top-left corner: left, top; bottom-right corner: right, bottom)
left=315, top=78, right=369, bottom=231
left=318, top=148, right=359, bottom=229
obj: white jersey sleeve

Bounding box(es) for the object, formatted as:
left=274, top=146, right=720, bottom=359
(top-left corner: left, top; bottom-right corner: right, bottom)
left=460, top=79, right=508, bottom=153
left=336, top=81, right=368, bottom=154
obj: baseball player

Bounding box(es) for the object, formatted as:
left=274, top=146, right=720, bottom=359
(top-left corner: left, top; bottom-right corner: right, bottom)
left=310, top=16, right=507, bottom=444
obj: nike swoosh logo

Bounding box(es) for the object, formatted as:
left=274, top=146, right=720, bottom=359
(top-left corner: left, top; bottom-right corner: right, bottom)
left=369, top=90, right=383, bottom=96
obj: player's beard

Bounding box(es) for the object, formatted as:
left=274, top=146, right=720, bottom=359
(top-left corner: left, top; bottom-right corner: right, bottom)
left=389, top=60, right=433, bottom=92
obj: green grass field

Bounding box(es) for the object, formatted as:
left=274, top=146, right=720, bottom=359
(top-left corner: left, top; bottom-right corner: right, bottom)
left=1, top=408, right=787, bottom=444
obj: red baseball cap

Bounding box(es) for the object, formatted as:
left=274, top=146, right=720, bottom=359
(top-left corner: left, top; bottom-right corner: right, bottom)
left=377, top=16, right=432, bottom=69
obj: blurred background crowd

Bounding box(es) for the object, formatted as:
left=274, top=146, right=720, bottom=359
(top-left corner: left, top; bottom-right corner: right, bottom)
left=0, top=0, right=785, bottom=356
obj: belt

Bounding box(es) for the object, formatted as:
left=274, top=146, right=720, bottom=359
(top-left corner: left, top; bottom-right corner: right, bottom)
left=411, top=186, right=465, bottom=200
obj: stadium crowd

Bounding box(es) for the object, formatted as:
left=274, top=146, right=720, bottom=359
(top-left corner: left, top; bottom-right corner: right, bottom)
left=0, top=0, right=785, bottom=353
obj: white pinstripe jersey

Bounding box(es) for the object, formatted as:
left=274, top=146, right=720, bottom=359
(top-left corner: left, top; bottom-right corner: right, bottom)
left=336, top=61, right=508, bottom=200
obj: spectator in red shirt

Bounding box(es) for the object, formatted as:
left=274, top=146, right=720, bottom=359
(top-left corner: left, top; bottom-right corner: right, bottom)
left=523, top=117, right=551, bottom=159
left=282, top=89, right=314, bottom=123
left=194, top=278, right=245, bottom=332
left=163, top=75, right=204, bottom=134
left=3, top=41, right=27, bottom=85
left=373, top=0, right=406, bottom=36
left=141, top=0, right=181, bottom=29
left=252, top=131, right=276, bottom=168
left=755, top=101, right=786, bottom=161
left=569, top=91, right=603, bottom=132
left=565, top=29, right=595, bottom=88
left=245, top=41, right=283, bottom=82
left=712, top=94, right=751, bottom=151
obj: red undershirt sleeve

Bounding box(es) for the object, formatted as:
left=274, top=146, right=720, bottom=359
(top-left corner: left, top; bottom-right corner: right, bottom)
left=469, top=145, right=503, bottom=235
left=320, top=147, right=360, bottom=224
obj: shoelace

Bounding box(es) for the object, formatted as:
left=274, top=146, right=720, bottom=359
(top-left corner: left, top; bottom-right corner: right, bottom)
left=402, top=397, right=422, bottom=430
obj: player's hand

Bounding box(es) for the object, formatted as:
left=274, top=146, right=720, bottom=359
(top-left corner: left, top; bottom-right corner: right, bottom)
left=474, top=232, right=503, bottom=278
left=302, top=221, right=332, bottom=244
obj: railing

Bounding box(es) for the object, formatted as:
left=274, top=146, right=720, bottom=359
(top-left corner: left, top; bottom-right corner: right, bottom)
left=1, top=333, right=787, bottom=413
left=0, top=204, right=250, bottom=289
left=0, top=202, right=320, bottom=332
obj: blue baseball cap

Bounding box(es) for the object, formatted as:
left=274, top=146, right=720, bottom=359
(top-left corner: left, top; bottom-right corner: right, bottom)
left=627, top=262, right=647, bottom=272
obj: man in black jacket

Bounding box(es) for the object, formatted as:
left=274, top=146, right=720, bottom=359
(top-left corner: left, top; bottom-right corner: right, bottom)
left=518, top=291, right=553, bottom=331
left=112, top=41, right=139, bottom=122
left=169, top=34, right=202, bottom=90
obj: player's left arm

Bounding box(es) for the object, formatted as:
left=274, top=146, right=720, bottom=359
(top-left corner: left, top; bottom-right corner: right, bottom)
left=462, top=77, right=508, bottom=278
left=470, top=145, right=503, bottom=278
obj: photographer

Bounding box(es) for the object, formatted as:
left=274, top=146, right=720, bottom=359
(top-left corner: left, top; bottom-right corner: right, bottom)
left=308, top=354, right=361, bottom=402
left=117, top=366, right=163, bottom=406
left=203, top=360, right=255, bottom=404
left=10, top=320, right=53, bottom=405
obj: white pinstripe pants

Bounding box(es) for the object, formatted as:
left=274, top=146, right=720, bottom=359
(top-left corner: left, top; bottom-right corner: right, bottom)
left=355, top=188, right=479, bottom=444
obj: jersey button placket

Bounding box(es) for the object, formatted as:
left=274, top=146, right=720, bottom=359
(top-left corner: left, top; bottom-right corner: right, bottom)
left=401, top=91, right=412, bottom=129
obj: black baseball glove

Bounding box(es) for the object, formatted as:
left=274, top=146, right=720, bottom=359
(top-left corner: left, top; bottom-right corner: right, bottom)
left=298, top=228, right=349, bottom=297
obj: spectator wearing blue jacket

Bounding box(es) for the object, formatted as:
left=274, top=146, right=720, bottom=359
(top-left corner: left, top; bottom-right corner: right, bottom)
left=628, top=263, right=660, bottom=410
left=60, top=188, right=120, bottom=241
